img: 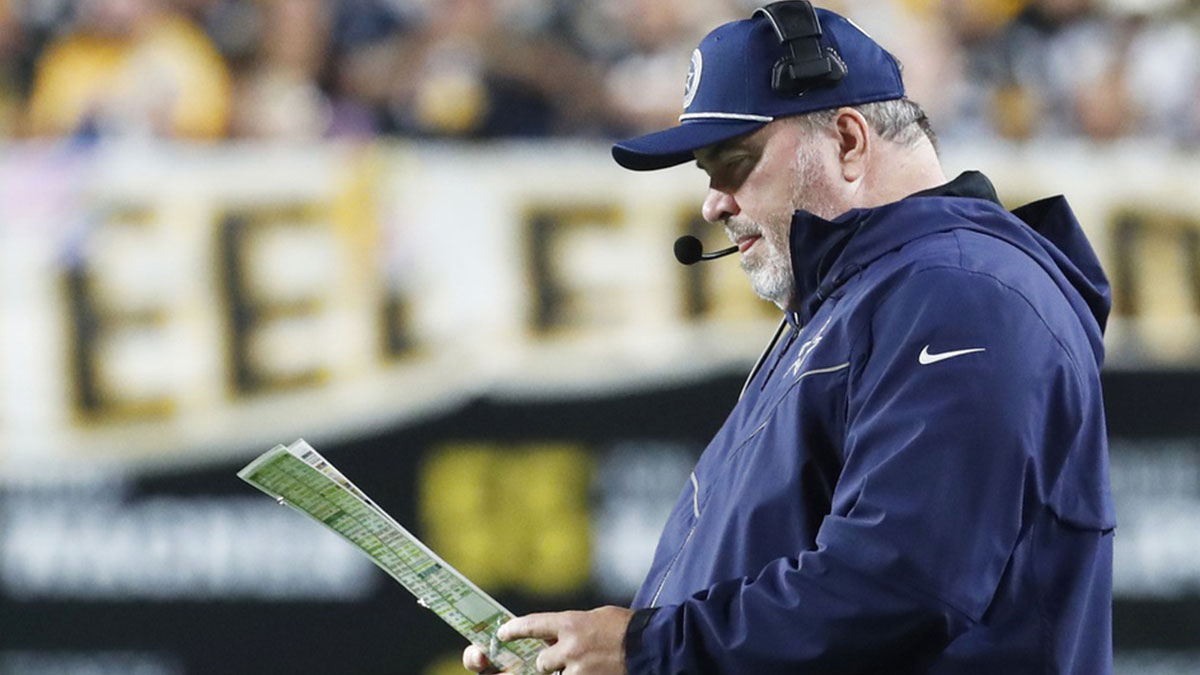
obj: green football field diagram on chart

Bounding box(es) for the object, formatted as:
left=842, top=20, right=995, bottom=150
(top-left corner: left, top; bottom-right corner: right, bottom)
left=238, top=440, right=543, bottom=674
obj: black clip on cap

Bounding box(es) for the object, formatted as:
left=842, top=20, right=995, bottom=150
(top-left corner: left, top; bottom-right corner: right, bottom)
left=754, top=1, right=847, bottom=96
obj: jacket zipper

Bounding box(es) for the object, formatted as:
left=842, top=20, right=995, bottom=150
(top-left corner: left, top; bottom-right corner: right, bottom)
left=649, top=471, right=701, bottom=608
left=647, top=315, right=843, bottom=609
left=739, top=317, right=789, bottom=401
left=647, top=416, right=773, bottom=608
left=759, top=319, right=804, bottom=390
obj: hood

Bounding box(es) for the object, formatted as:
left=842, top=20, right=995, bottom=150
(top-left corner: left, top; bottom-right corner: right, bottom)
left=789, top=171, right=1111, bottom=365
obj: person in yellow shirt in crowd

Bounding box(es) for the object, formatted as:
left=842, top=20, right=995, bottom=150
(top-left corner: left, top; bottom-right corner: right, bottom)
left=27, top=0, right=230, bottom=139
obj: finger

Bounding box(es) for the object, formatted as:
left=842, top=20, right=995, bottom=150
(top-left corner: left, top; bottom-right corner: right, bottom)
left=462, top=644, right=491, bottom=673
left=498, top=612, right=569, bottom=642
left=534, top=642, right=568, bottom=674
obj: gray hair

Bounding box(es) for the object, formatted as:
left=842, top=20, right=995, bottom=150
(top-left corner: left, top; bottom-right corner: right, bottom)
left=793, top=98, right=939, bottom=154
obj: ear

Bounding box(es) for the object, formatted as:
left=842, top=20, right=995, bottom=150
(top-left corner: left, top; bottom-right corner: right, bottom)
left=833, top=108, right=870, bottom=183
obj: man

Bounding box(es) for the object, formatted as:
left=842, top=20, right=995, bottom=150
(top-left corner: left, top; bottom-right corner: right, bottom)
left=465, top=2, right=1114, bottom=673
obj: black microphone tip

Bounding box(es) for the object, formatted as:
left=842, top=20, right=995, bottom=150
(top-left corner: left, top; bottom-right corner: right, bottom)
left=674, top=235, right=704, bottom=265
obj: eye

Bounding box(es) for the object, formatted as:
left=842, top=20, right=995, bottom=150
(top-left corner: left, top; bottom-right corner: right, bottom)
left=698, top=149, right=757, bottom=190
left=720, top=155, right=755, bottom=183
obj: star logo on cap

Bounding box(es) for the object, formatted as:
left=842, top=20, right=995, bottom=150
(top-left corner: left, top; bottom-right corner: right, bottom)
left=682, top=48, right=702, bottom=109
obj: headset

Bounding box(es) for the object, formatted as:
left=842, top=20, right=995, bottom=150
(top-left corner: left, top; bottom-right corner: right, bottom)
left=753, top=1, right=846, bottom=96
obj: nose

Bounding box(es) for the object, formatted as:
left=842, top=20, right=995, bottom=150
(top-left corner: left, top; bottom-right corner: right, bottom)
left=702, top=187, right=739, bottom=224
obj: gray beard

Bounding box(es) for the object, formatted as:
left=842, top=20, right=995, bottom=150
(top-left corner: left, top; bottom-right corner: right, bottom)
left=742, top=253, right=796, bottom=309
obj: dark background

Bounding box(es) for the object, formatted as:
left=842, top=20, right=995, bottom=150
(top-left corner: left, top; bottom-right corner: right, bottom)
left=2, top=368, right=1196, bottom=674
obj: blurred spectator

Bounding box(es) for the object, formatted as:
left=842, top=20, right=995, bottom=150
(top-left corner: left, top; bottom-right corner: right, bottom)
left=26, top=0, right=231, bottom=139
left=0, top=0, right=22, bottom=134
left=329, top=0, right=609, bottom=139
left=323, top=0, right=411, bottom=137
left=480, top=0, right=613, bottom=137
left=229, top=0, right=331, bottom=138
left=1102, top=0, right=1200, bottom=144
left=390, top=0, right=533, bottom=137
left=580, top=0, right=736, bottom=135
left=994, top=0, right=1130, bottom=140
left=182, top=0, right=264, bottom=71
left=2, top=0, right=1198, bottom=146
left=0, top=0, right=74, bottom=136
left=380, top=0, right=573, bottom=138
left=945, top=0, right=1200, bottom=143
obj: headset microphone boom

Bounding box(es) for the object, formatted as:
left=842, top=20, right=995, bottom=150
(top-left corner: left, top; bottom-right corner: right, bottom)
left=673, top=235, right=739, bottom=265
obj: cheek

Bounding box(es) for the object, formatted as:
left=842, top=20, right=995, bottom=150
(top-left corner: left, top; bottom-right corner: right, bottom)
left=793, top=167, right=847, bottom=221
left=752, top=211, right=793, bottom=259
left=746, top=181, right=800, bottom=229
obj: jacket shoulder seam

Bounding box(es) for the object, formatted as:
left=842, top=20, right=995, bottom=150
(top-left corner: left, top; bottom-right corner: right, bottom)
left=852, top=264, right=1088, bottom=388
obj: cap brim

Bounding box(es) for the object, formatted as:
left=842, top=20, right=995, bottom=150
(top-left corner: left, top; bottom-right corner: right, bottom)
left=612, top=119, right=767, bottom=171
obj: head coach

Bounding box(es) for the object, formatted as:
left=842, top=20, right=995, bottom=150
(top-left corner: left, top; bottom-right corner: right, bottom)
left=465, top=2, right=1115, bottom=673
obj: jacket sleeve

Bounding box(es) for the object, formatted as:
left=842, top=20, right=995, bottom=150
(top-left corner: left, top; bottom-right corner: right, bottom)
left=625, top=266, right=1091, bottom=674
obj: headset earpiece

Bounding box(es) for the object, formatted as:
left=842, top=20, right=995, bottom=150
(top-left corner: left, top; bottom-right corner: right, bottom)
left=754, top=1, right=846, bottom=96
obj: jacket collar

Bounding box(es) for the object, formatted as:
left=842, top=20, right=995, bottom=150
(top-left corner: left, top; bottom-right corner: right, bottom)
left=787, top=171, right=1003, bottom=324
left=907, top=170, right=1000, bottom=203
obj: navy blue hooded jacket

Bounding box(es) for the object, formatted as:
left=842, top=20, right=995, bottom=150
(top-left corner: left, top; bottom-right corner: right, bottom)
left=624, top=172, right=1115, bottom=674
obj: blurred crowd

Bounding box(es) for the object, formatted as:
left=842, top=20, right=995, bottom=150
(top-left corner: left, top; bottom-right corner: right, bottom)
left=0, top=0, right=1198, bottom=146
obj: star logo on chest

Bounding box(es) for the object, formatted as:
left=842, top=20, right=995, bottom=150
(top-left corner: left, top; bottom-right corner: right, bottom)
left=788, top=316, right=833, bottom=378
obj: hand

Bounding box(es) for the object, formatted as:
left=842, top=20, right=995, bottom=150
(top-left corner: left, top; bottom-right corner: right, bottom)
left=461, top=606, right=633, bottom=674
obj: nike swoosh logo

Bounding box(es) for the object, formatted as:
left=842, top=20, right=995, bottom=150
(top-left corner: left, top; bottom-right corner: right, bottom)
left=919, top=346, right=986, bottom=365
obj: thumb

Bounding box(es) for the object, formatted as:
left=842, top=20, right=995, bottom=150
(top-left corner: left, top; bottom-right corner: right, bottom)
left=462, top=644, right=494, bottom=673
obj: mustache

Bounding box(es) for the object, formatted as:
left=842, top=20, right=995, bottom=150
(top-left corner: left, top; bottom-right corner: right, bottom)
left=723, top=220, right=764, bottom=243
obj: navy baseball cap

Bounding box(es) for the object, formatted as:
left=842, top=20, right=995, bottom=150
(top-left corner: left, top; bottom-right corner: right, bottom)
left=612, top=4, right=905, bottom=171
